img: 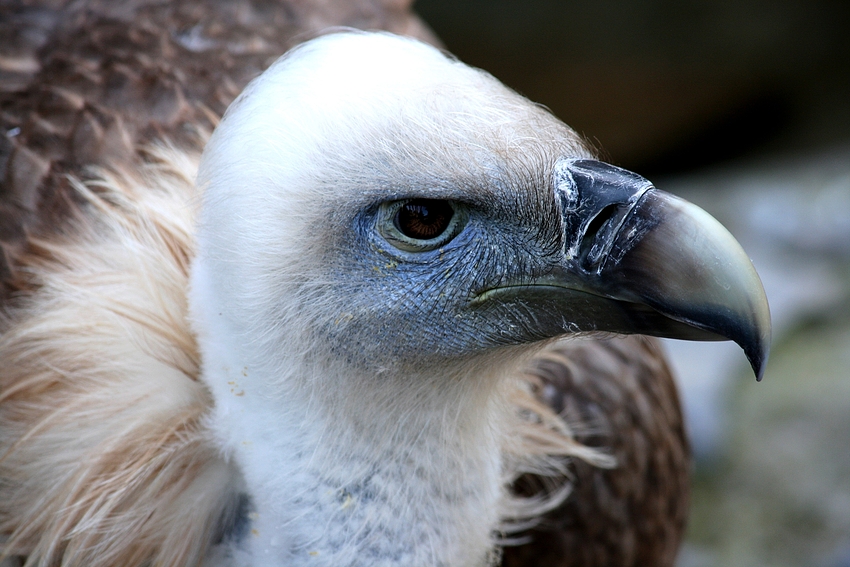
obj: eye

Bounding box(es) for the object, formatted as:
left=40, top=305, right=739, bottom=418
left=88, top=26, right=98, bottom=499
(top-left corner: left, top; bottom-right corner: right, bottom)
left=379, top=199, right=467, bottom=252
left=395, top=199, right=454, bottom=240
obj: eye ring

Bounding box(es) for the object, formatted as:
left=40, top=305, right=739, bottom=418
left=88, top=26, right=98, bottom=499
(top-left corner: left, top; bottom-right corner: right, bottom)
left=379, top=199, right=467, bottom=252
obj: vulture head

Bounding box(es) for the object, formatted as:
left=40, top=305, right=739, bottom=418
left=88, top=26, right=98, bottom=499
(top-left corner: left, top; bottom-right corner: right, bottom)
left=193, top=31, right=768, bottom=374
left=184, top=31, right=770, bottom=566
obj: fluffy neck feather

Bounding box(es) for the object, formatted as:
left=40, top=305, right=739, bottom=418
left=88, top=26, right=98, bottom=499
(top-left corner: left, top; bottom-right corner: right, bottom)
left=191, top=261, right=522, bottom=567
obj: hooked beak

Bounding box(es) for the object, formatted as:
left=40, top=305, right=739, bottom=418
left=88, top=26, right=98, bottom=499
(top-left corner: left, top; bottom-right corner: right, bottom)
left=477, top=159, right=771, bottom=380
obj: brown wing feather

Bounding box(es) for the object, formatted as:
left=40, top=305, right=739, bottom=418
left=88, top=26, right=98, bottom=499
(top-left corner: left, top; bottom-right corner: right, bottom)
left=502, top=336, right=690, bottom=567
left=0, top=0, right=438, bottom=297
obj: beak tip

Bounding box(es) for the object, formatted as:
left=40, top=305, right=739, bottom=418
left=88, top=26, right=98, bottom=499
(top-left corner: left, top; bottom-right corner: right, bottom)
left=747, top=284, right=772, bottom=383
left=749, top=334, right=771, bottom=382
left=751, top=350, right=768, bottom=382
left=740, top=306, right=770, bottom=381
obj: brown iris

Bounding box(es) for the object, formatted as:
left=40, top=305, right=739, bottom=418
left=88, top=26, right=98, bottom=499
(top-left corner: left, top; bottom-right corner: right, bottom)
left=394, top=199, right=454, bottom=241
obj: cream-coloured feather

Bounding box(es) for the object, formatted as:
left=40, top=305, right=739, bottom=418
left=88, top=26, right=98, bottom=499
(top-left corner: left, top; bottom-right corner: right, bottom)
left=0, top=144, right=236, bottom=567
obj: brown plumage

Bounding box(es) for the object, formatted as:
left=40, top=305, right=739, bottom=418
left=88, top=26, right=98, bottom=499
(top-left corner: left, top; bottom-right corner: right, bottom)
left=0, top=2, right=691, bottom=566
left=0, top=0, right=436, bottom=292
left=504, top=338, right=689, bottom=567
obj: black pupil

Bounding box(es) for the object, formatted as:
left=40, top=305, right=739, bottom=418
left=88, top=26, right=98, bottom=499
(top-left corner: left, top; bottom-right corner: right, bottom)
left=395, top=199, right=454, bottom=240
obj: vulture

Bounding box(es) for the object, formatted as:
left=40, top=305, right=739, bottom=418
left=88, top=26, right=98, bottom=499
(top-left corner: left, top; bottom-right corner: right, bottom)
left=0, top=2, right=770, bottom=567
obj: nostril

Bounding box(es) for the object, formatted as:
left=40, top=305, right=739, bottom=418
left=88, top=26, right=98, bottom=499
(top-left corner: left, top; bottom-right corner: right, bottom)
left=579, top=204, right=620, bottom=269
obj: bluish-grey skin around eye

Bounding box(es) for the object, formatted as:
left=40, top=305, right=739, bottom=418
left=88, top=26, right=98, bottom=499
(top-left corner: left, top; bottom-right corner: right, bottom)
left=313, top=160, right=771, bottom=380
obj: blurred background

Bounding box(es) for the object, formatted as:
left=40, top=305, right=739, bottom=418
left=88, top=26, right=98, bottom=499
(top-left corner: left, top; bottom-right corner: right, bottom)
left=413, top=1, right=850, bottom=565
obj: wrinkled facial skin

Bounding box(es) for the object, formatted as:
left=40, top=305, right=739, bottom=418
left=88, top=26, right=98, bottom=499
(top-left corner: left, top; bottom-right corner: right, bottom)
left=317, top=167, right=567, bottom=371
left=304, top=154, right=769, bottom=378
